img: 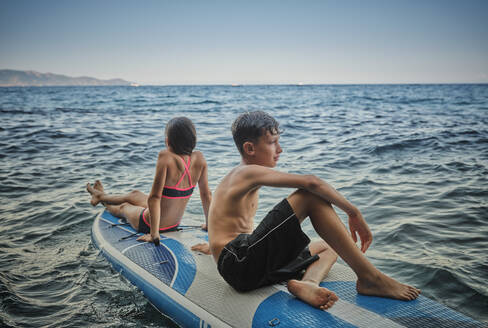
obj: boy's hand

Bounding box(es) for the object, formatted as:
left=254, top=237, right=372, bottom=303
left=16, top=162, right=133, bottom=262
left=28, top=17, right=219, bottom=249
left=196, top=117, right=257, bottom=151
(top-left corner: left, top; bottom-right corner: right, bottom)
left=348, top=212, right=372, bottom=253
left=201, top=223, right=208, bottom=231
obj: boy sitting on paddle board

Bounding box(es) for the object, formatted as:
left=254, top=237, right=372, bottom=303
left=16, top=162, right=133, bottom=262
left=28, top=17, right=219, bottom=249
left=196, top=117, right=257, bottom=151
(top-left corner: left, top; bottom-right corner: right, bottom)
left=194, top=111, right=420, bottom=310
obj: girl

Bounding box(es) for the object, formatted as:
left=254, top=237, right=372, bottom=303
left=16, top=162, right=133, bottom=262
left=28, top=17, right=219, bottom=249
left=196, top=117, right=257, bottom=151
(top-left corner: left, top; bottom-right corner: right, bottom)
left=87, top=117, right=212, bottom=245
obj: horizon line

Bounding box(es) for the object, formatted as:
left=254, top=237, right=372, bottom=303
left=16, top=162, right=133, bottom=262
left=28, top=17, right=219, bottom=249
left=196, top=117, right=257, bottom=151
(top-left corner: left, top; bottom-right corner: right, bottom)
left=2, top=82, right=487, bottom=88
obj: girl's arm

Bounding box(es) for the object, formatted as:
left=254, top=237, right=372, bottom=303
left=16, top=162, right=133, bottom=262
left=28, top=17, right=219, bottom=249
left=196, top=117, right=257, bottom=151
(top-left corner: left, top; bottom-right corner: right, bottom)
left=139, top=151, right=168, bottom=244
left=197, top=154, right=212, bottom=230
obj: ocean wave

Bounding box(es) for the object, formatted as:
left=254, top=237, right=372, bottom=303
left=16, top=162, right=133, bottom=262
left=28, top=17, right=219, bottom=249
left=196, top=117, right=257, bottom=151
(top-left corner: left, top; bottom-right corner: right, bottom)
left=191, top=100, right=222, bottom=105
left=0, top=108, right=44, bottom=115
left=392, top=97, right=444, bottom=105
left=440, top=186, right=488, bottom=199
left=156, top=101, right=179, bottom=106
left=55, top=107, right=98, bottom=114
left=368, top=136, right=441, bottom=155
left=453, top=101, right=474, bottom=106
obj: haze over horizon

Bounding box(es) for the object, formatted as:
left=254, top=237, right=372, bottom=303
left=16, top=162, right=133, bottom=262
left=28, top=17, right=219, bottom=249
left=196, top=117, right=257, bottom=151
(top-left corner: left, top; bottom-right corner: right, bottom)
left=1, top=0, right=487, bottom=85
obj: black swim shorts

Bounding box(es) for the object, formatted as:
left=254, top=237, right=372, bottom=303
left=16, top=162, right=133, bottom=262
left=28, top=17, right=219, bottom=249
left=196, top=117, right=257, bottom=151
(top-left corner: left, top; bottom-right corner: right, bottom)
left=217, top=198, right=319, bottom=292
left=138, top=209, right=151, bottom=234
left=137, top=209, right=180, bottom=234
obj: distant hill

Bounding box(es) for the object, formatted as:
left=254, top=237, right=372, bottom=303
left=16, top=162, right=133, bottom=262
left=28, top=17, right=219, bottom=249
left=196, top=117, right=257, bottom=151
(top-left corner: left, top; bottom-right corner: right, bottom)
left=0, top=69, right=133, bottom=86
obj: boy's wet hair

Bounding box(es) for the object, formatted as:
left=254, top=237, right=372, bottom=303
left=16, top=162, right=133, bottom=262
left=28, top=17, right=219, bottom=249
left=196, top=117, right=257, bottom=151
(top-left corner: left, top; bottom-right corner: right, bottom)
left=166, top=117, right=196, bottom=155
left=231, top=111, right=281, bottom=155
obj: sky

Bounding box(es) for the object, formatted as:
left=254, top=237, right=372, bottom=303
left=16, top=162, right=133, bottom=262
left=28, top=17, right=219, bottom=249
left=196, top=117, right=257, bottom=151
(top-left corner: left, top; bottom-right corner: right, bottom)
left=1, top=0, right=487, bottom=85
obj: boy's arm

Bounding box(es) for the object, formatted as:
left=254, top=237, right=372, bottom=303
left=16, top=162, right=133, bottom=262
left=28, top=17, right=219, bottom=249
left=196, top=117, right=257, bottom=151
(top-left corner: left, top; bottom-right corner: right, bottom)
left=246, top=165, right=355, bottom=212
left=137, top=151, right=167, bottom=244
left=197, top=155, right=212, bottom=230
left=245, top=165, right=372, bottom=252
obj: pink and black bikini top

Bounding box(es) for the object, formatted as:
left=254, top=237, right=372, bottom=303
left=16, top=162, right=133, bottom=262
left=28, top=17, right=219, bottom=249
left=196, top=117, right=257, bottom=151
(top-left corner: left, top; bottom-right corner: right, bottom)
left=162, top=156, right=195, bottom=199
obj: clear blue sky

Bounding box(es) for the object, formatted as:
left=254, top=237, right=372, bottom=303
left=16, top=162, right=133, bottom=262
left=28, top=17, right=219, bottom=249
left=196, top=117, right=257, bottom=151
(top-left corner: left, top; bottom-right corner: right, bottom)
left=1, top=0, right=487, bottom=85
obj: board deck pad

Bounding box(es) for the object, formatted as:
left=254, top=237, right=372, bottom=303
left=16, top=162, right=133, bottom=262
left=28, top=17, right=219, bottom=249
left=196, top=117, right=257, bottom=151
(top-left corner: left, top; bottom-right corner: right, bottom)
left=91, top=210, right=483, bottom=328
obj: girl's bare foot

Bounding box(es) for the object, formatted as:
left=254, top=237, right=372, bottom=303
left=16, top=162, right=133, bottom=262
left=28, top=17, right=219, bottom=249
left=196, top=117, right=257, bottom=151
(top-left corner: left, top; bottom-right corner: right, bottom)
left=86, top=183, right=103, bottom=206
left=94, top=180, right=104, bottom=192
left=356, top=272, right=420, bottom=301
left=287, top=279, right=338, bottom=310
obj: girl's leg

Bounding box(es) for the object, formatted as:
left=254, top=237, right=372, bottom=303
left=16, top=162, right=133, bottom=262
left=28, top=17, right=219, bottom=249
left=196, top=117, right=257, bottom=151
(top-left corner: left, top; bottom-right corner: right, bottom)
left=87, top=183, right=148, bottom=207
left=105, top=203, right=144, bottom=231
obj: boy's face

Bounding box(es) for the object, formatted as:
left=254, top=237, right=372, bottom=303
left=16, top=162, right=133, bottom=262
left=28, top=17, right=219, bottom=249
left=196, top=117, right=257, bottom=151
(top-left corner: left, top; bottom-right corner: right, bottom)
left=252, top=130, right=282, bottom=167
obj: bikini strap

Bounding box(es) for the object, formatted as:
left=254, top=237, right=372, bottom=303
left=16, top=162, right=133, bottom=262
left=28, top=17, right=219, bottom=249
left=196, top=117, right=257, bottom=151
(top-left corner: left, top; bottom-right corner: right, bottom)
left=182, top=156, right=193, bottom=186
left=173, top=155, right=192, bottom=187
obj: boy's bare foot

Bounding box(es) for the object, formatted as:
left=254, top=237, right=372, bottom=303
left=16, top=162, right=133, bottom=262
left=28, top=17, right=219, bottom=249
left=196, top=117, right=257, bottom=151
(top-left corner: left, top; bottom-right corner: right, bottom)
left=356, top=272, right=420, bottom=301
left=287, top=279, right=338, bottom=310
left=94, top=180, right=104, bottom=192
left=191, top=243, right=211, bottom=255
left=86, top=183, right=103, bottom=206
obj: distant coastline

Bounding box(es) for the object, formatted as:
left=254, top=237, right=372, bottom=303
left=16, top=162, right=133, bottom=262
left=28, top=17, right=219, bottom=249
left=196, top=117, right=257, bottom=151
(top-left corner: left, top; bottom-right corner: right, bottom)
left=0, top=69, right=134, bottom=87
left=1, top=70, right=486, bottom=87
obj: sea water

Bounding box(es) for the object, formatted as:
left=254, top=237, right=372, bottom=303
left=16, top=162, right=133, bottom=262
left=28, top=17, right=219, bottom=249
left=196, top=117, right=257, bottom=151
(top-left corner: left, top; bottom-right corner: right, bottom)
left=0, top=84, right=487, bottom=327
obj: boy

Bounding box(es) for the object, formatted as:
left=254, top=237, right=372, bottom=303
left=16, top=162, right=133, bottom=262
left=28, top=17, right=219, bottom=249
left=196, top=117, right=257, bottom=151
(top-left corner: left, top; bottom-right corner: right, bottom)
left=199, top=111, right=420, bottom=310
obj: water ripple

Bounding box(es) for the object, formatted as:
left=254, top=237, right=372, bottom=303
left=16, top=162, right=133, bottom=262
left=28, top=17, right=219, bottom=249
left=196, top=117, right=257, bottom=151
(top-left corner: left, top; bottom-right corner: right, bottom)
left=1, top=84, right=487, bottom=326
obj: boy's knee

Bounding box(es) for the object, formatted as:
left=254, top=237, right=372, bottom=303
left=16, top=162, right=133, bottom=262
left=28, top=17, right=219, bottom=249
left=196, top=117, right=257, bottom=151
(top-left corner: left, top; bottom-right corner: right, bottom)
left=310, top=240, right=338, bottom=262
left=288, top=189, right=330, bottom=219
left=130, top=190, right=141, bottom=196
left=309, top=240, right=327, bottom=254
left=311, top=240, right=334, bottom=253
left=288, top=189, right=310, bottom=218
left=290, top=188, right=314, bottom=202
left=290, top=188, right=330, bottom=207
left=319, top=241, right=338, bottom=260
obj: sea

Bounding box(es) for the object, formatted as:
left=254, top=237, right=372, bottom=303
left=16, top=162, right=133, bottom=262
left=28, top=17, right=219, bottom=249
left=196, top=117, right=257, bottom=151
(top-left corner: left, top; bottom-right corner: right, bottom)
left=0, top=84, right=487, bottom=327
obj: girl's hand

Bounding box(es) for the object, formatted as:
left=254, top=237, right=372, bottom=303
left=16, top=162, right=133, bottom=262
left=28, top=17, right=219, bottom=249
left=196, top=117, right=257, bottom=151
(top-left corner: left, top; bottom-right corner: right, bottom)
left=137, top=233, right=160, bottom=246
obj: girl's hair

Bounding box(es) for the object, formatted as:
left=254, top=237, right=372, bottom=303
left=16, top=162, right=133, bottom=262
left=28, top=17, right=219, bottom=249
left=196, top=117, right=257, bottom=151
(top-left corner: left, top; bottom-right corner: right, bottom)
left=165, top=117, right=196, bottom=155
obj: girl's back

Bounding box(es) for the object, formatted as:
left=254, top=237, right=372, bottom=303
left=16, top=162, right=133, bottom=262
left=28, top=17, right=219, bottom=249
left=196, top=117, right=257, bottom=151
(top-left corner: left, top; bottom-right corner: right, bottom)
left=158, top=150, right=206, bottom=223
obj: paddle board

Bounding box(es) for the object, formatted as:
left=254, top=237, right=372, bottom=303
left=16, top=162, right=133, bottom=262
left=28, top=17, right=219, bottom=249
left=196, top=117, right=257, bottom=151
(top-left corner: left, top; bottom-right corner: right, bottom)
left=91, top=210, right=483, bottom=328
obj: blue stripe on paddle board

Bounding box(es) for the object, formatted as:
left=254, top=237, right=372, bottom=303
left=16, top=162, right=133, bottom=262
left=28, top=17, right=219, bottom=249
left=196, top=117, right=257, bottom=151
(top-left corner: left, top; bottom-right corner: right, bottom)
left=321, top=281, right=482, bottom=328
left=252, top=290, right=356, bottom=328
left=162, top=238, right=197, bottom=294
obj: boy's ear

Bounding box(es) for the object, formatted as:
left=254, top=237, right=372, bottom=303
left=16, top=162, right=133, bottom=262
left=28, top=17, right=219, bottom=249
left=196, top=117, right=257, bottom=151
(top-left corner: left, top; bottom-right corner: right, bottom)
left=243, top=141, right=255, bottom=156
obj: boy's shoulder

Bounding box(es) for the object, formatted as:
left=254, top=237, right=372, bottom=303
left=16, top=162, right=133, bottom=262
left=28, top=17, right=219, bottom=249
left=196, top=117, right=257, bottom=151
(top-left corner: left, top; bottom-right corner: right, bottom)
left=228, top=164, right=273, bottom=180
